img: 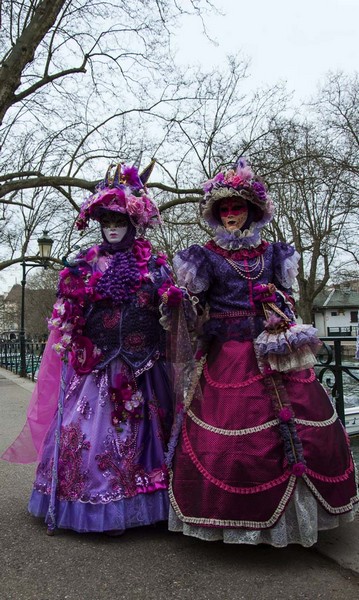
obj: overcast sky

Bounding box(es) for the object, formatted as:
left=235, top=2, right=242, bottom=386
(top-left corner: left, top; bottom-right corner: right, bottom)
left=174, top=0, right=358, bottom=100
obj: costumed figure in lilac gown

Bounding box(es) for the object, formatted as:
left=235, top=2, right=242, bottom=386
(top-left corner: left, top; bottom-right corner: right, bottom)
left=2, top=161, right=180, bottom=535
left=168, top=159, right=359, bottom=546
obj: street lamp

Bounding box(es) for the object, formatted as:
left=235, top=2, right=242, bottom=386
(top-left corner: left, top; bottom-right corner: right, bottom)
left=19, top=231, right=54, bottom=378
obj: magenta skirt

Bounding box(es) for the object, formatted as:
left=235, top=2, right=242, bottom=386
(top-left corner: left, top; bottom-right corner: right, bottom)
left=170, top=339, right=358, bottom=529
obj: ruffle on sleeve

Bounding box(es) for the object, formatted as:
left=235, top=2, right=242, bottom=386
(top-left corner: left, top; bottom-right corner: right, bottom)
left=272, top=242, right=300, bottom=290
left=173, top=245, right=212, bottom=294
left=254, top=323, right=322, bottom=373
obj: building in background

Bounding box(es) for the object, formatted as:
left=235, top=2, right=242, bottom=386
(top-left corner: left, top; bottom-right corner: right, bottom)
left=313, top=285, right=359, bottom=340
left=0, top=283, right=55, bottom=341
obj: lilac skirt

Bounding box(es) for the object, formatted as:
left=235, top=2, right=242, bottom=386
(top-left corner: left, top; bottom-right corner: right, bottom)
left=29, top=358, right=172, bottom=532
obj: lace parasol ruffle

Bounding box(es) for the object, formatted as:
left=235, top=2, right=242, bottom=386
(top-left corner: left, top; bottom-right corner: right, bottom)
left=254, top=324, right=322, bottom=373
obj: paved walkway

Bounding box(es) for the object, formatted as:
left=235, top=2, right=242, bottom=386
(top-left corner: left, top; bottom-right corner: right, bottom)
left=1, top=367, right=359, bottom=600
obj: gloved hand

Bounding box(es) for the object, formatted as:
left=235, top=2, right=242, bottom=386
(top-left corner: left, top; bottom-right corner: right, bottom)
left=159, top=284, right=183, bottom=307
left=253, top=283, right=277, bottom=303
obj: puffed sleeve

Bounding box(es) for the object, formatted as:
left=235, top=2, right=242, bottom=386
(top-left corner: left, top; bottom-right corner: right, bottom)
left=173, top=244, right=213, bottom=294
left=272, top=242, right=300, bottom=291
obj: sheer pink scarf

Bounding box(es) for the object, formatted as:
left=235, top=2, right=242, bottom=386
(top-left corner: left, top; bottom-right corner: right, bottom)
left=1, top=331, right=62, bottom=464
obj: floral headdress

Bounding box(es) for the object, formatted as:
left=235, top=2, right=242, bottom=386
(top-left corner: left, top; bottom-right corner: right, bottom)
left=200, top=158, right=274, bottom=229
left=75, top=160, right=160, bottom=231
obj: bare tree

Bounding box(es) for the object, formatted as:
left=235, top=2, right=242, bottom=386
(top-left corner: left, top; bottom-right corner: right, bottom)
left=311, top=73, right=359, bottom=280
left=149, top=56, right=291, bottom=257
left=151, top=69, right=359, bottom=321
left=25, top=267, right=60, bottom=337
left=250, top=116, right=358, bottom=321
left=1, top=3, right=358, bottom=327
left=0, top=0, right=213, bottom=272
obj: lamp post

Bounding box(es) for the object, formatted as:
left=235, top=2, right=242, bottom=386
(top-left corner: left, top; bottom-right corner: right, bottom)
left=19, top=231, right=54, bottom=378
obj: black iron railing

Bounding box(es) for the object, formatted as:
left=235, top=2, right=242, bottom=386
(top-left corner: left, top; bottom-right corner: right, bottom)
left=315, top=336, right=359, bottom=427
left=0, top=340, right=46, bottom=381
left=327, top=326, right=358, bottom=337
left=0, top=336, right=358, bottom=427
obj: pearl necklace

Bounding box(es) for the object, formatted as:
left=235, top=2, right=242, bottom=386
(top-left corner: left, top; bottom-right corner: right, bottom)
left=225, top=255, right=265, bottom=280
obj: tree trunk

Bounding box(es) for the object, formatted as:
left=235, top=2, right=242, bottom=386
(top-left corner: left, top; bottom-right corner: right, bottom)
left=0, top=0, right=67, bottom=124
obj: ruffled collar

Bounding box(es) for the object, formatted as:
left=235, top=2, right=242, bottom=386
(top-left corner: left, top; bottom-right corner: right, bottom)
left=212, top=222, right=263, bottom=250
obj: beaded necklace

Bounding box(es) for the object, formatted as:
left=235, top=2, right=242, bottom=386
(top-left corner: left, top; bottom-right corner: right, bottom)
left=224, top=255, right=265, bottom=280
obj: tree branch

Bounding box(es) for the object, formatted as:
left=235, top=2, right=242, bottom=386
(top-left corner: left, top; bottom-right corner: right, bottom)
left=0, top=0, right=68, bottom=124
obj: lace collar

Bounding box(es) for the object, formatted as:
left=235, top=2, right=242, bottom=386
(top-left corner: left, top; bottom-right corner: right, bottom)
left=212, top=223, right=262, bottom=250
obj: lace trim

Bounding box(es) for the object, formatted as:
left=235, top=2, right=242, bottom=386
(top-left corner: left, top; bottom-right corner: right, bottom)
left=187, top=410, right=279, bottom=435
left=169, top=469, right=297, bottom=528
left=295, top=410, right=338, bottom=428
left=205, top=239, right=268, bottom=259
left=188, top=407, right=338, bottom=434
left=203, top=363, right=264, bottom=388
left=302, top=473, right=359, bottom=514
left=204, top=366, right=317, bottom=389
left=185, top=355, right=207, bottom=410
left=168, top=483, right=358, bottom=544
left=182, top=416, right=291, bottom=494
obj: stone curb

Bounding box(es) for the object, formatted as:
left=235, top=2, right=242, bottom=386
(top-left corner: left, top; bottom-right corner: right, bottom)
left=0, top=366, right=36, bottom=392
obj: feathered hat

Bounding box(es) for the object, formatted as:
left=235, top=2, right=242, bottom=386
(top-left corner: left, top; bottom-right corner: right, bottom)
left=200, top=158, right=274, bottom=229
left=75, top=160, right=160, bottom=231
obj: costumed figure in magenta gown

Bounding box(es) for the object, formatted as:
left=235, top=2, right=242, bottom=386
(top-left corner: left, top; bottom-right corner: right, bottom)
left=2, top=161, right=180, bottom=535
left=168, top=159, right=358, bottom=546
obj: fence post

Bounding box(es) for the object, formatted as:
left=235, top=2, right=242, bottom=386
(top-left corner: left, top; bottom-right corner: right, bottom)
left=333, top=339, right=345, bottom=426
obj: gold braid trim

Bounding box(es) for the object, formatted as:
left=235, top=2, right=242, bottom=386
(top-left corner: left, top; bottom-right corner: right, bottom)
left=168, top=469, right=297, bottom=528
left=187, top=410, right=279, bottom=436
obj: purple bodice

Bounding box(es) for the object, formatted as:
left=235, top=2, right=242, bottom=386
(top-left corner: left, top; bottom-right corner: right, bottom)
left=48, top=241, right=174, bottom=376
left=84, top=255, right=168, bottom=373
left=174, top=241, right=298, bottom=343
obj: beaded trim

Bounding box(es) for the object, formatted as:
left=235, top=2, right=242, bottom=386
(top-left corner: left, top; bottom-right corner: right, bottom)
left=228, top=255, right=262, bottom=272
left=169, top=469, right=297, bottom=528
left=187, top=409, right=279, bottom=435
left=210, top=309, right=258, bottom=319
left=203, top=363, right=264, bottom=389
left=302, top=473, right=359, bottom=514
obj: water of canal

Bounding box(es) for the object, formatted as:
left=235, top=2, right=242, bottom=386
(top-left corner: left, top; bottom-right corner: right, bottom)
left=350, top=436, right=359, bottom=468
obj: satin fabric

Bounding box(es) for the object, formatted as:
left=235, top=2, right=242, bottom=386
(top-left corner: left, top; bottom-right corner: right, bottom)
left=28, top=358, right=171, bottom=532
left=170, top=339, right=358, bottom=528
